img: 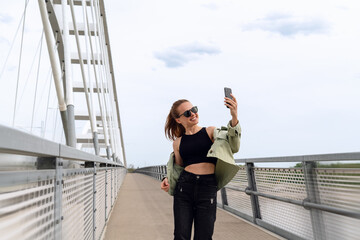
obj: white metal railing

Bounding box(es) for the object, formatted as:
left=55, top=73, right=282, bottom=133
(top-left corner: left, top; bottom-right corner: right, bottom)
left=16, top=0, right=127, bottom=163
left=0, top=125, right=127, bottom=240
left=135, top=152, right=360, bottom=240
left=1, top=0, right=126, bottom=164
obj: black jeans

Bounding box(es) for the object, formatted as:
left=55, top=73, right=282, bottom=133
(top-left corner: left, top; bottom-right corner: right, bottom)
left=173, top=170, right=217, bottom=240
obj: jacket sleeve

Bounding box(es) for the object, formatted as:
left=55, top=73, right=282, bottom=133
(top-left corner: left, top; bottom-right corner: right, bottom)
left=226, top=121, right=241, bottom=153
left=166, top=152, right=184, bottom=196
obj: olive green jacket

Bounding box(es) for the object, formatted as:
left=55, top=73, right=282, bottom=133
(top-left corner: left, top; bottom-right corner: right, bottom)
left=166, top=121, right=241, bottom=196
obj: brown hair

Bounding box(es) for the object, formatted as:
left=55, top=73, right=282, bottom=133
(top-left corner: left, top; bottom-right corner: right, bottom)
left=165, top=99, right=189, bottom=141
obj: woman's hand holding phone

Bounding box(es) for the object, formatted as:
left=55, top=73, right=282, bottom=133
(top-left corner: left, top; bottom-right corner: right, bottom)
left=224, top=87, right=238, bottom=127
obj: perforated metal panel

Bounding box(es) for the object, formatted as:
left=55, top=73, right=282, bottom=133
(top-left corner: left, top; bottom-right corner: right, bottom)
left=111, top=169, right=115, bottom=205
left=217, top=191, right=223, bottom=205
left=225, top=167, right=253, bottom=217
left=259, top=196, right=313, bottom=239
left=136, top=155, right=360, bottom=240
left=95, top=170, right=106, bottom=240
left=255, top=168, right=307, bottom=200
left=62, top=169, right=94, bottom=240
left=113, top=169, right=117, bottom=201
left=322, top=211, right=360, bottom=240
left=0, top=172, right=55, bottom=240
left=0, top=129, right=126, bottom=240
left=116, top=168, right=127, bottom=198
left=316, top=168, right=360, bottom=211
left=106, top=169, right=112, bottom=217
left=316, top=168, right=360, bottom=240
left=254, top=168, right=313, bottom=239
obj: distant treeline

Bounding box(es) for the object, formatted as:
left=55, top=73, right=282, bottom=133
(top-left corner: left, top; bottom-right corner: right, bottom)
left=294, top=162, right=360, bottom=168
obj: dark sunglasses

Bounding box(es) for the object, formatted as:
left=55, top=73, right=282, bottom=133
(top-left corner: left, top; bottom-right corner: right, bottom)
left=178, top=106, right=198, bottom=118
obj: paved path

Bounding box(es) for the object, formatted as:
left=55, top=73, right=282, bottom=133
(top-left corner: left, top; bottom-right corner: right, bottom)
left=104, top=173, right=283, bottom=240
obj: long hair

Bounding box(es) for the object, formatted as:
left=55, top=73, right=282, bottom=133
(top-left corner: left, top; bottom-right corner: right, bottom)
left=165, top=99, right=189, bottom=141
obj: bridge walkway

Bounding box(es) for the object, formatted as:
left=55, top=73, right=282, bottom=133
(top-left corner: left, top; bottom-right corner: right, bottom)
left=104, top=173, right=283, bottom=240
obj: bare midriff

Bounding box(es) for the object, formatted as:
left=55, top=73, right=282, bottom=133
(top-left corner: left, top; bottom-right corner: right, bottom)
left=184, top=162, right=215, bottom=175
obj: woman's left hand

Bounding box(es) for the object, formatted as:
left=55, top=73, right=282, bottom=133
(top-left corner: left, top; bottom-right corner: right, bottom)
left=161, top=177, right=169, bottom=192
left=224, top=93, right=238, bottom=127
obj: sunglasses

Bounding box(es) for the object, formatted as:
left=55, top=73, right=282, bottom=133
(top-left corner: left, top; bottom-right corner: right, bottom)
left=178, top=106, right=198, bottom=118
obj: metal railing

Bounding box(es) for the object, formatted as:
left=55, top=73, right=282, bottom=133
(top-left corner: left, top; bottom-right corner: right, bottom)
left=135, top=152, right=360, bottom=240
left=0, top=125, right=127, bottom=240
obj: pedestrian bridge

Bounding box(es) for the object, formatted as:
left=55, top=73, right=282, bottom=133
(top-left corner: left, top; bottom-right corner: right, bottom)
left=104, top=173, right=281, bottom=240
left=1, top=125, right=359, bottom=240
left=1, top=1, right=359, bottom=238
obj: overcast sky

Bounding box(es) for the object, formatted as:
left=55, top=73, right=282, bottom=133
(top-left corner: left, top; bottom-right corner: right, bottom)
left=1, top=0, right=360, bottom=168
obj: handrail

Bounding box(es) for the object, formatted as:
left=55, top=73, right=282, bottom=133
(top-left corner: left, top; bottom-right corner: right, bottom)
left=136, top=152, right=360, bottom=240
left=244, top=189, right=360, bottom=219
left=236, top=151, right=360, bottom=163
left=0, top=124, right=126, bottom=240
left=0, top=124, right=122, bottom=166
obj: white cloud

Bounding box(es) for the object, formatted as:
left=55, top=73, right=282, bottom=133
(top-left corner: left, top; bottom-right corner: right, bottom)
left=154, top=42, right=221, bottom=68
left=243, top=13, right=331, bottom=36
left=7, top=65, right=16, bottom=72
left=0, top=13, right=13, bottom=24
left=0, top=36, right=10, bottom=45
left=201, top=3, right=219, bottom=11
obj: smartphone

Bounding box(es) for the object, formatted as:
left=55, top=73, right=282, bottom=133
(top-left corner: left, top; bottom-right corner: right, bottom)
left=224, top=87, right=233, bottom=108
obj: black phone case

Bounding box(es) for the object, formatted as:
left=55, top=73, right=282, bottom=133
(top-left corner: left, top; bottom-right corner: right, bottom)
left=224, top=88, right=232, bottom=99
left=224, top=88, right=232, bottom=108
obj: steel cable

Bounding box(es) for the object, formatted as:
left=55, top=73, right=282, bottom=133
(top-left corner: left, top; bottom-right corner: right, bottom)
left=31, top=31, right=44, bottom=133
left=12, top=0, right=30, bottom=127
left=0, top=0, right=30, bottom=81
left=17, top=32, right=44, bottom=115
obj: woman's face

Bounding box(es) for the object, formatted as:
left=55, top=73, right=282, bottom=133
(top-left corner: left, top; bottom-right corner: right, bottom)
left=175, top=101, right=199, bottom=127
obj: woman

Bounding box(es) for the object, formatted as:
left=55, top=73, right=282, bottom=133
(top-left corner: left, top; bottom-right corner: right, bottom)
left=161, top=94, right=241, bottom=240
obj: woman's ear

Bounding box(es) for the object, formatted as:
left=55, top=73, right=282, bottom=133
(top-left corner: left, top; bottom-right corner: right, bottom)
left=175, top=118, right=181, bottom=124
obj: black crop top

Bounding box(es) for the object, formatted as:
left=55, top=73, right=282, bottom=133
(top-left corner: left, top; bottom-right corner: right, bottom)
left=179, top=127, right=217, bottom=168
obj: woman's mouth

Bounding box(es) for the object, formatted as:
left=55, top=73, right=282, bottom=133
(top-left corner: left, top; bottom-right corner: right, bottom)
left=190, top=116, right=197, bottom=121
